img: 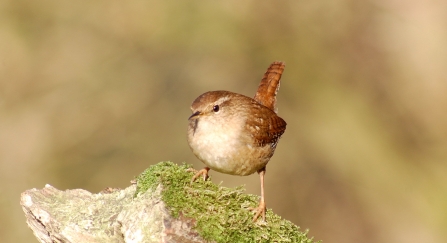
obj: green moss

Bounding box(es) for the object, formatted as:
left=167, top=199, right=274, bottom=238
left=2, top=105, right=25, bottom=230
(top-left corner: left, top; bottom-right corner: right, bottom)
left=136, top=161, right=319, bottom=243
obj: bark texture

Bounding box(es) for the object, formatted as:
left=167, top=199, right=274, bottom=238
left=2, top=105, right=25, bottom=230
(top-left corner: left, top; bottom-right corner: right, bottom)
left=20, top=184, right=207, bottom=243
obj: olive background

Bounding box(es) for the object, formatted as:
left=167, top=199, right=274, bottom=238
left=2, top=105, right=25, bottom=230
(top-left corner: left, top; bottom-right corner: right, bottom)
left=1, top=1, right=446, bottom=243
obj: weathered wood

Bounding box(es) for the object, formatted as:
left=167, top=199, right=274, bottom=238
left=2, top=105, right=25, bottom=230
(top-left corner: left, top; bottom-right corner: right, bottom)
left=21, top=184, right=206, bottom=243
left=21, top=162, right=317, bottom=243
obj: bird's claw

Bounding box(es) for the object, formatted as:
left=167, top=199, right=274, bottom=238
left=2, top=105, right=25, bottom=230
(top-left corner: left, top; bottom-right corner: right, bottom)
left=250, top=200, right=266, bottom=222
left=187, top=167, right=210, bottom=183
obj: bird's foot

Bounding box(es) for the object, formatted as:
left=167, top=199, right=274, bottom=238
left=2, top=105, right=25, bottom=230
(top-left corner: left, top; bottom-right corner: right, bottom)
left=250, top=200, right=266, bottom=222
left=187, top=167, right=210, bottom=183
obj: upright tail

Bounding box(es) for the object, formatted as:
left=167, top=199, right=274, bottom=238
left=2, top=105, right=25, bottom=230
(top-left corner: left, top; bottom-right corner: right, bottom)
left=253, top=61, right=285, bottom=113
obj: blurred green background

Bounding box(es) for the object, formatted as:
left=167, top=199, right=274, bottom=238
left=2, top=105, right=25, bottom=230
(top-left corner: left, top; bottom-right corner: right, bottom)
left=1, top=0, right=446, bottom=242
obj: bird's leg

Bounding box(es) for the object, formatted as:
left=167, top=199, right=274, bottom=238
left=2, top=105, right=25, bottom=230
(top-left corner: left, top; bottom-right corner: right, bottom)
left=188, top=167, right=210, bottom=182
left=252, top=167, right=266, bottom=222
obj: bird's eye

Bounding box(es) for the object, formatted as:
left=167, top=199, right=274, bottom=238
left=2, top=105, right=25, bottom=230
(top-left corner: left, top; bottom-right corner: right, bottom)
left=212, top=105, right=219, bottom=112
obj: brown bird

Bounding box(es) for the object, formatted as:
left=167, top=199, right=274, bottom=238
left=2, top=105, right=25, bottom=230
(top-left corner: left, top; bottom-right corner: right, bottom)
left=187, top=61, right=286, bottom=221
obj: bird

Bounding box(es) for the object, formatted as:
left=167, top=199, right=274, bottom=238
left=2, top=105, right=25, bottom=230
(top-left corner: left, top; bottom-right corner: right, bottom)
left=187, top=61, right=286, bottom=222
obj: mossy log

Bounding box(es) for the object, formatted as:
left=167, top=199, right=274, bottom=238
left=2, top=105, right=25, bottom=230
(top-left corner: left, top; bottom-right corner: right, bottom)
left=21, top=162, right=317, bottom=243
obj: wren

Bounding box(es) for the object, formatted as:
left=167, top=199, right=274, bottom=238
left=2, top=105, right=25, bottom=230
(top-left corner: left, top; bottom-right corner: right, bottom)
left=187, top=61, right=287, bottom=222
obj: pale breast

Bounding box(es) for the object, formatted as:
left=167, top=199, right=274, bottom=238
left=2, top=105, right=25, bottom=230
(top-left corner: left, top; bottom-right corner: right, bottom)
left=188, top=113, right=271, bottom=176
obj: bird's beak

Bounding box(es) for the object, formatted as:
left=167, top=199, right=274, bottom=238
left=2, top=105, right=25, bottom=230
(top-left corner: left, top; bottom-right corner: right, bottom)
left=188, top=111, right=201, bottom=120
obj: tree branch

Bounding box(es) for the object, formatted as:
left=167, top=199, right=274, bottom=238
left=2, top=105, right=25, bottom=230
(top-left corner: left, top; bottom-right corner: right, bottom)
left=21, top=162, right=317, bottom=243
